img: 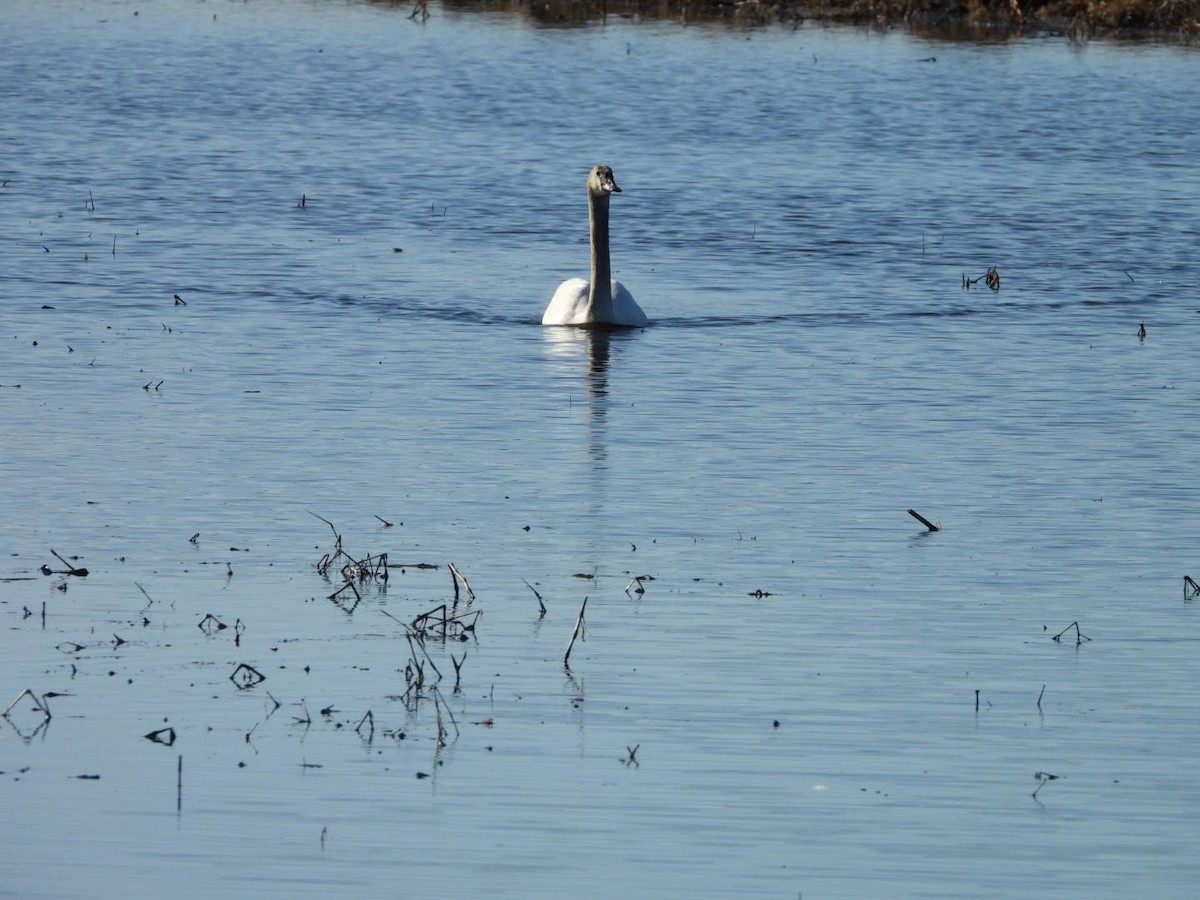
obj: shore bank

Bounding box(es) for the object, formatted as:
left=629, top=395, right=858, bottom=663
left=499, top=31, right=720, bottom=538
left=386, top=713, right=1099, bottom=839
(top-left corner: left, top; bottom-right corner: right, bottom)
left=433, top=0, right=1200, bottom=39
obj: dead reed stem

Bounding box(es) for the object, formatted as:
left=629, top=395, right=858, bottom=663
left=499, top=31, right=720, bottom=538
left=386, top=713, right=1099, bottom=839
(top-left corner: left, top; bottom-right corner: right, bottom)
left=1051, top=621, right=1091, bottom=646
left=448, top=562, right=475, bottom=601
left=907, top=509, right=939, bottom=532
left=564, top=596, right=588, bottom=666
left=523, top=578, right=547, bottom=617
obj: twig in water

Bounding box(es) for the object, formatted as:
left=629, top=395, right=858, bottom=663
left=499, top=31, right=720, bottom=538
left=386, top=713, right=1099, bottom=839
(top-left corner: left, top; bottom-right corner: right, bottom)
left=49, top=549, right=88, bottom=576
left=4, top=688, right=53, bottom=722
left=625, top=576, right=645, bottom=596
left=962, top=267, right=1000, bottom=291
left=432, top=686, right=459, bottom=744
left=448, top=562, right=475, bottom=601
left=294, top=699, right=312, bottom=726
left=1032, top=771, right=1060, bottom=799
left=451, top=650, right=466, bottom=693
left=328, top=579, right=361, bottom=612
left=1037, top=684, right=1046, bottom=710
left=523, top=578, right=547, bottom=617
left=375, top=515, right=394, bottom=527
left=564, top=596, right=588, bottom=666
left=624, top=744, right=640, bottom=767
left=907, top=509, right=939, bottom=532
left=355, top=710, right=374, bottom=739
left=229, top=663, right=266, bottom=689
left=144, top=726, right=176, bottom=745
left=1051, top=621, right=1091, bottom=646
left=1184, top=575, right=1200, bottom=599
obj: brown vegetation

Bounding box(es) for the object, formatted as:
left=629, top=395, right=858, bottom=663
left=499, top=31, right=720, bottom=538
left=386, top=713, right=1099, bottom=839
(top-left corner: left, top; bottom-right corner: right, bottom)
left=434, top=0, right=1200, bottom=38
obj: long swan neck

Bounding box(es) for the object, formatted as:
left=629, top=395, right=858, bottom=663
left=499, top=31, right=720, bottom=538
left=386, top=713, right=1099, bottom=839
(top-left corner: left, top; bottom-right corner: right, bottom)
left=588, top=191, right=613, bottom=311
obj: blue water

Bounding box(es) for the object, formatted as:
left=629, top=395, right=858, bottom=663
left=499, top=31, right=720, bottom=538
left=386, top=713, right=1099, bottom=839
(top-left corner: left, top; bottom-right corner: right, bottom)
left=2, top=2, right=1199, bottom=897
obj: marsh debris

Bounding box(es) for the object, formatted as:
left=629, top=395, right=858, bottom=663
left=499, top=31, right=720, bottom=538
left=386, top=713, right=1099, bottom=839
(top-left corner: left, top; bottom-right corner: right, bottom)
left=229, top=663, right=266, bottom=690
left=1033, top=771, right=1061, bottom=799
left=907, top=508, right=939, bottom=532
left=563, top=596, right=588, bottom=667
left=42, top=549, right=88, bottom=577
left=962, top=266, right=1000, bottom=291
left=4, top=688, right=54, bottom=724
left=144, top=726, right=176, bottom=746
left=1051, top=621, right=1091, bottom=646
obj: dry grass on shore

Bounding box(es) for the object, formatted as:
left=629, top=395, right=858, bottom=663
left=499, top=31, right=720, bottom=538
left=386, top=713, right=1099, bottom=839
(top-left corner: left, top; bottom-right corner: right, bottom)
left=434, top=0, right=1200, bottom=38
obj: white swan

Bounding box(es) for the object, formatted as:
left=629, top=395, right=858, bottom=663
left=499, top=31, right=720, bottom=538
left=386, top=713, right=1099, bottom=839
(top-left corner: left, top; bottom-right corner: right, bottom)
left=542, top=165, right=648, bottom=328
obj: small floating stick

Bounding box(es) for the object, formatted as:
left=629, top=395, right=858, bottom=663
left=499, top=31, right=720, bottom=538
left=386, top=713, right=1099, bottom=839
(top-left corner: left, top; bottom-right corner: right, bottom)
left=564, top=596, right=588, bottom=666
left=1185, top=575, right=1200, bottom=599
left=144, top=726, right=176, bottom=745
left=49, top=548, right=88, bottom=576
left=1032, top=771, right=1060, bottom=799
left=1051, top=621, right=1091, bottom=646
left=907, top=509, right=939, bottom=532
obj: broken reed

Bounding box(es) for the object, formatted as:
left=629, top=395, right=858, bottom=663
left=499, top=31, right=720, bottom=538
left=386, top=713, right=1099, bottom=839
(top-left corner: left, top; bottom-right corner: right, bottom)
left=563, top=596, right=588, bottom=666
left=410, top=602, right=480, bottom=641
left=310, top=512, right=393, bottom=611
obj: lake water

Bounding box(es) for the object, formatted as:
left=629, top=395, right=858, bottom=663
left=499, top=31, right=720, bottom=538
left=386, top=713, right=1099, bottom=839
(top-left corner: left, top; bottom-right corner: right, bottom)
left=2, top=1, right=1199, bottom=897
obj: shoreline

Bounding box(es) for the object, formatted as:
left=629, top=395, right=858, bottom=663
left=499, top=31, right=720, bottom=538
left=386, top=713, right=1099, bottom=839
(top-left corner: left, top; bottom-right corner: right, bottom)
left=433, top=0, right=1200, bottom=39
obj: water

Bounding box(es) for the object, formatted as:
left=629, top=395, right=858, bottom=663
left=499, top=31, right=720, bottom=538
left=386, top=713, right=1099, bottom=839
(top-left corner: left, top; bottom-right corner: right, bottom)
left=2, top=1, right=1199, bottom=896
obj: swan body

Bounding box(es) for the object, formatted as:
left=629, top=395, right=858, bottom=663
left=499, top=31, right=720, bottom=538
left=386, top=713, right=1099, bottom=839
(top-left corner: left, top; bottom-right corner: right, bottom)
left=542, top=165, right=648, bottom=328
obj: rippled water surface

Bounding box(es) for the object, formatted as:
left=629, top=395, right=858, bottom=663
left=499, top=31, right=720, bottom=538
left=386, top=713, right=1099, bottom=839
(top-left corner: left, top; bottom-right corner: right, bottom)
left=2, top=2, right=1199, bottom=897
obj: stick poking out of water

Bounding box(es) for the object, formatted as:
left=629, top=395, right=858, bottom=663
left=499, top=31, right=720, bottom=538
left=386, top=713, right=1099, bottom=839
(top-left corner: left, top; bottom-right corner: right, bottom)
left=1051, top=621, right=1091, bottom=646
left=49, top=548, right=88, bottom=577
left=522, top=579, right=547, bottom=618
left=564, top=596, right=588, bottom=666
left=907, top=509, right=939, bottom=532
left=448, top=562, right=475, bottom=602
left=1185, top=575, right=1200, bottom=599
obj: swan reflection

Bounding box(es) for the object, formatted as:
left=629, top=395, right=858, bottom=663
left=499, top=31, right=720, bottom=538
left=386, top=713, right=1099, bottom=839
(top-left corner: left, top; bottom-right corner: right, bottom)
left=542, top=325, right=632, bottom=469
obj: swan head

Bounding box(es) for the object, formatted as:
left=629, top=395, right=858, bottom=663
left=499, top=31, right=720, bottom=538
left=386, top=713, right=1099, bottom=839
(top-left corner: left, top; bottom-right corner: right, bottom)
left=587, top=165, right=621, bottom=197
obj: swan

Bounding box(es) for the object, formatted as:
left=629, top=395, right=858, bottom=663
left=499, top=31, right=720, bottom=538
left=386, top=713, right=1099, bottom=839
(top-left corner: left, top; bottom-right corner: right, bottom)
left=542, top=165, right=648, bottom=328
